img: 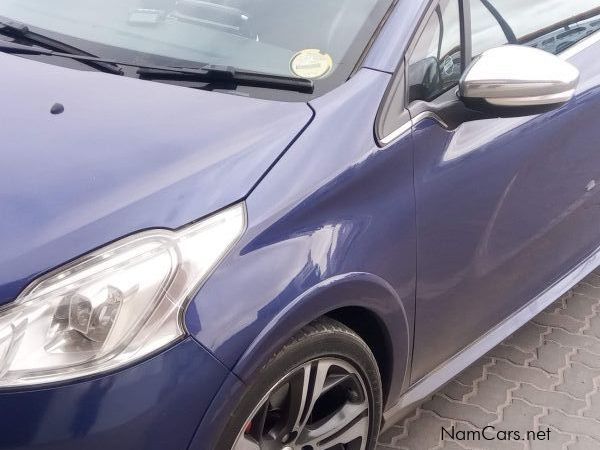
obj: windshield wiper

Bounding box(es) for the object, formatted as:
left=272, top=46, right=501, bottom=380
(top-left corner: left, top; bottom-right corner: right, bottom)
left=0, top=19, right=124, bottom=75
left=0, top=39, right=314, bottom=93
left=136, top=66, right=314, bottom=93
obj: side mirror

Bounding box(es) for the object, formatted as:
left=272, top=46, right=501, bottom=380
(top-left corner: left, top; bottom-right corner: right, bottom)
left=459, top=45, right=580, bottom=116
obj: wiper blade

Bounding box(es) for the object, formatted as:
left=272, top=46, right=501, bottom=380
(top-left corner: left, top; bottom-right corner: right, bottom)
left=137, top=65, right=314, bottom=93
left=0, top=39, right=314, bottom=93
left=0, top=19, right=123, bottom=75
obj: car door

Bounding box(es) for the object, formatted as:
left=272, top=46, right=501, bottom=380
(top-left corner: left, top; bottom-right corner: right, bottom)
left=408, top=0, right=600, bottom=382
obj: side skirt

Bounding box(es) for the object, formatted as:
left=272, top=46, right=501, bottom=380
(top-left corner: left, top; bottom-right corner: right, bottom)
left=382, top=245, right=600, bottom=430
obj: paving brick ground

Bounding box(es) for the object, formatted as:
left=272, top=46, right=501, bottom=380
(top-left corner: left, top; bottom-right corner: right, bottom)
left=378, top=269, right=600, bottom=450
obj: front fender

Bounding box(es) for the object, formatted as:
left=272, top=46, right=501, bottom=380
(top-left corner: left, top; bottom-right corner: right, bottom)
left=185, top=69, right=416, bottom=412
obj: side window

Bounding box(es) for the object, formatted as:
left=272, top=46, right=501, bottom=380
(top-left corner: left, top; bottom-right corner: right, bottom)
left=471, top=0, right=600, bottom=56
left=470, top=0, right=508, bottom=57
left=407, top=0, right=462, bottom=103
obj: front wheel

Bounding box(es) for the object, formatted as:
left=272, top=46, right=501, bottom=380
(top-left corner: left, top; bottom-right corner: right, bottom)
left=220, top=318, right=382, bottom=450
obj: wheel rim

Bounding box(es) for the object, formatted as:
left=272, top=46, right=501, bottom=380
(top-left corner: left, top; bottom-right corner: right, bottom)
left=232, top=358, right=371, bottom=450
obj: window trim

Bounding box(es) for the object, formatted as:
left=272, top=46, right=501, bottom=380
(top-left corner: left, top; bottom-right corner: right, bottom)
left=375, top=0, right=471, bottom=146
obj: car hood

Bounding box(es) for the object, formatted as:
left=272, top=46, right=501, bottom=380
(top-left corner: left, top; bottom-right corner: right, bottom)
left=0, top=53, right=313, bottom=304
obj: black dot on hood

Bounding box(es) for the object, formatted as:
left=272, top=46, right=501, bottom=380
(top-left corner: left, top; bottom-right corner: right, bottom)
left=50, top=103, right=65, bottom=115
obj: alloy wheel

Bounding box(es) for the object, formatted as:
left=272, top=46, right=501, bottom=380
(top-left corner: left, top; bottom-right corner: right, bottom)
left=232, top=357, right=371, bottom=450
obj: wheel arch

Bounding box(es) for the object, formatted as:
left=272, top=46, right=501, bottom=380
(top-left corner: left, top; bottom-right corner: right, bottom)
left=231, top=272, right=412, bottom=409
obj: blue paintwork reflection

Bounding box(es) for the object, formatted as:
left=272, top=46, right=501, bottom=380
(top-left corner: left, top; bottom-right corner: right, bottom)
left=411, top=43, right=600, bottom=381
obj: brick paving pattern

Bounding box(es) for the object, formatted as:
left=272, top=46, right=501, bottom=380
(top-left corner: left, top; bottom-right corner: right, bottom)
left=378, top=269, right=600, bottom=449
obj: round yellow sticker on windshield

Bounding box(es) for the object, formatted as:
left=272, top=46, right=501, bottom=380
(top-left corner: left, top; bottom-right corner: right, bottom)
left=290, top=49, right=333, bottom=79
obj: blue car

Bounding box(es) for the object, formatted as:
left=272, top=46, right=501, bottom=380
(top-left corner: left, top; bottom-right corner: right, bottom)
left=0, top=0, right=599, bottom=448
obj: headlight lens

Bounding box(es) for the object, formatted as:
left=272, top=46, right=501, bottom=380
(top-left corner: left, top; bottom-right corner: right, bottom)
left=0, top=204, right=246, bottom=387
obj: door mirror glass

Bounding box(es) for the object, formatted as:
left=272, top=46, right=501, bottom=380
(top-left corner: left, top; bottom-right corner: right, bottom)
left=459, top=45, right=579, bottom=114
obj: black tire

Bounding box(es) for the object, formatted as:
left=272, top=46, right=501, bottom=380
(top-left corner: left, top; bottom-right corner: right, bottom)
left=218, top=317, right=383, bottom=449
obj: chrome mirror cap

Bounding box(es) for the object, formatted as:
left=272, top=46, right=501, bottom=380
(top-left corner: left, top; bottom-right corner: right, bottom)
left=459, top=45, right=580, bottom=108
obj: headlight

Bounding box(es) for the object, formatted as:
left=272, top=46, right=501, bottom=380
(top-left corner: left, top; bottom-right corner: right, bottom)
left=0, top=204, right=246, bottom=387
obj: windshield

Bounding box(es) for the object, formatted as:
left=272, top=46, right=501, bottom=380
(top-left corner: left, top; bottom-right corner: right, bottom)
left=0, top=0, right=394, bottom=98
